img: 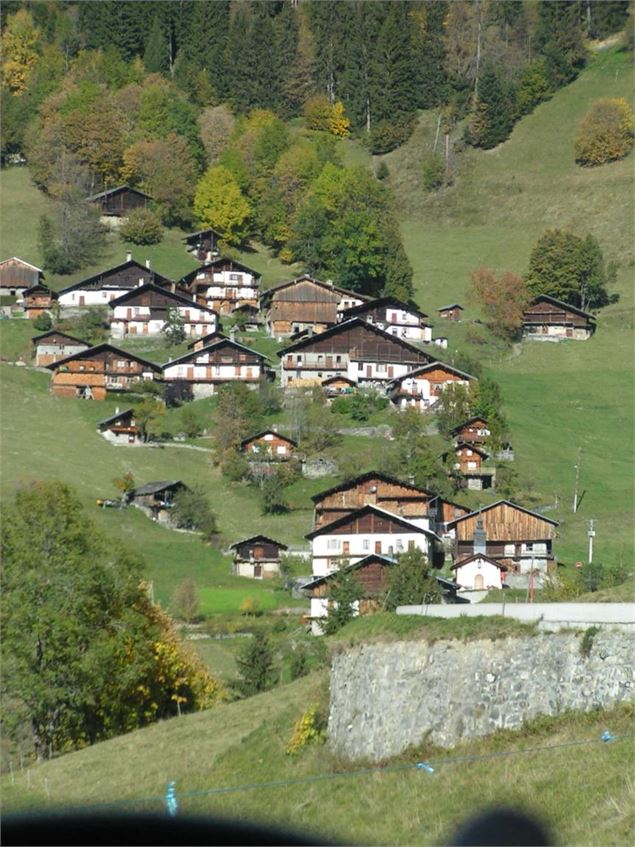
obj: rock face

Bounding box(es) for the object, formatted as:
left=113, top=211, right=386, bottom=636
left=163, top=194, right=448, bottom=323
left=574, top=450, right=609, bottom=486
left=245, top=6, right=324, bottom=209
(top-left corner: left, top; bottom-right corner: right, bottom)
left=327, top=632, right=635, bottom=762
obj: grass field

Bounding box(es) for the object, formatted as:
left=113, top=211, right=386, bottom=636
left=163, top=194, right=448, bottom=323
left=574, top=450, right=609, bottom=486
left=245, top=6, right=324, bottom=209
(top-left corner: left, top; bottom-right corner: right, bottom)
left=2, top=670, right=633, bottom=846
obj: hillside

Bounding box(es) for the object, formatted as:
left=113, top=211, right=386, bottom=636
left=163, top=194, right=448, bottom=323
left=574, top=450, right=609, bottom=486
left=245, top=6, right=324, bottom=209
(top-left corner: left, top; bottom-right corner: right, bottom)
left=2, top=669, right=633, bottom=846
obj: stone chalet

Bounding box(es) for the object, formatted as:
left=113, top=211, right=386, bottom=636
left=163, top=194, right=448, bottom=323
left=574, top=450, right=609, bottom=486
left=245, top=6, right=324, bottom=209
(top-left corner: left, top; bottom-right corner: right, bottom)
left=339, top=296, right=432, bottom=343
left=32, top=330, right=89, bottom=367
left=388, top=362, right=476, bottom=412
left=229, top=535, right=288, bottom=579
left=240, top=429, right=297, bottom=460
left=522, top=294, right=596, bottom=341
left=97, top=408, right=144, bottom=446
left=46, top=343, right=161, bottom=400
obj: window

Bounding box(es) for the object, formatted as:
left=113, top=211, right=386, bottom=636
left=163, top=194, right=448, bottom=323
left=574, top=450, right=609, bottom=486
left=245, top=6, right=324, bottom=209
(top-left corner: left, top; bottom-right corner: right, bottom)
left=362, top=539, right=370, bottom=551
left=377, top=363, right=387, bottom=373
left=117, top=360, right=127, bottom=368
left=327, top=539, right=341, bottom=551
left=504, top=544, right=515, bottom=557
left=276, top=445, right=286, bottom=455
left=396, top=539, right=404, bottom=551
left=296, top=355, right=302, bottom=364
left=229, top=273, right=241, bottom=281
left=358, top=362, right=364, bottom=371
left=335, top=355, right=342, bottom=363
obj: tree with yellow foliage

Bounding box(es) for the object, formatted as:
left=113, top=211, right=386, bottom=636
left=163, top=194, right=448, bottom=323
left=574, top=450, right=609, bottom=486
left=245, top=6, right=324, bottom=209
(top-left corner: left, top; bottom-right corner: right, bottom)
left=575, top=98, right=634, bottom=166
left=328, top=101, right=350, bottom=137
left=194, top=165, right=253, bottom=246
left=1, top=9, right=40, bottom=95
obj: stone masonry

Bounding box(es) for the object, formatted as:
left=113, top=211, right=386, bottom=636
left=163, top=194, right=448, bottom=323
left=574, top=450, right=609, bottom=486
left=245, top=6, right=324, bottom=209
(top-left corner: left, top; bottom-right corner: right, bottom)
left=328, top=632, right=635, bottom=762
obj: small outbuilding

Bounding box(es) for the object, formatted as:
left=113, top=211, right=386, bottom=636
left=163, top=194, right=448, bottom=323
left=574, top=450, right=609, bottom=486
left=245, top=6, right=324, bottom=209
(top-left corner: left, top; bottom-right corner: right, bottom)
left=240, top=429, right=297, bottom=460
left=182, top=228, right=222, bottom=262
left=128, top=480, right=187, bottom=523
left=86, top=185, right=153, bottom=217
left=32, top=330, right=89, bottom=367
left=451, top=553, right=507, bottom=592
left=97, top=408, right=144, bottom=446
left=437, top=304, right=463, bottom=321
left=229, top=535, right=288, bottom=579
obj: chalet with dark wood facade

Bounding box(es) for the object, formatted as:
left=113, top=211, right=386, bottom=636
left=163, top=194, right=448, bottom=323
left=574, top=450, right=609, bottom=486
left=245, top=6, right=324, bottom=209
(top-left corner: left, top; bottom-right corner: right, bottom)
left=278, top=319, right=436, bottom=388
left=47, top=343, right=161, bottom=400
left=240, top=429, right=297, bottom=460
left=522, top=295, right=596, bottom=341
left=339, top=296, right=432, bottom=342
left=22, top=284, right=58, bottom=319
left=437, top=304, right=464, bottom=321
left=97, top=408, right=143, bottom=445
left=306, top=504, right=441, bottom=577
left=261, top=275, right=367, bottom=338
left=86, top=185, right=152, bottom=217
left=58, top=258, right=172, bottom=308
left=179, top=257, right=260, bottom=315
left=447, top=501, right=559, bottom=575
left=128, top=480, right=187, bottom=523
left=161, top=336, right=270, bottom=398
left=0, top=257, right=43, bottom=298
left=450, top=417, right=491, bottom=446
left=233, top=302, right=262, bottom=332
left=311, top=471, right=437, bottom=532
left=182, top=228, right=222, bottom=262
left=388, top=362, right=475, bottom=411
left=109, top=284, right=218, bottom=339
left=32, top=330, right=89, bottom=367
left=322, top=375, right=357, bottom=400
left=445, top=443, right=495, bottom=491
left=229, top=535, right=288, bottom=579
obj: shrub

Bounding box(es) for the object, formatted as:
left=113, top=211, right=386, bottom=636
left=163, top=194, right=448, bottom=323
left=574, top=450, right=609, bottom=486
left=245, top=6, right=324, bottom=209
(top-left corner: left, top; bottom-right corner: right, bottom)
left=575, top=98, right=634, bottom=166
left=220, top=449, right=250, bottom=482
left=164, top=380, right=193, bottom=407
left=303, top=94, right=333, bottom=132
left=32, top=312, right=52, bottom=332
left=580, top=626, right=600, bottom=657
left=369, top=113, right=415, bottom=154
left=375, top=161, right=389, bottom=180
left=239, top=597, right=262, bottom=617
left=421, top=153, right=445, bottom=191
left=171, top=578, right=200, bottom=624
left=235, top=631, right=274, bottom=696
left=120, top=207, right=164, bottom=245
left=171, top=486, right=218, bottom=543
left=286, top=704, right=326, bottom=755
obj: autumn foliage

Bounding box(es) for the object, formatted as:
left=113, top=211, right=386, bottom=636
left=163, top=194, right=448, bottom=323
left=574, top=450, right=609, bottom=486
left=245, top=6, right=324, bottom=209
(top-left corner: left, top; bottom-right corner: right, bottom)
left=575, top=98, right=634, bottom=166
left=469, top=267, right=531, bottom=338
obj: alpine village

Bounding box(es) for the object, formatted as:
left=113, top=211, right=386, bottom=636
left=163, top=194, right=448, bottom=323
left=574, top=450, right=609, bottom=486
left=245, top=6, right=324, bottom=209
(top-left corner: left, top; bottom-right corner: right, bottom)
left=1, top=2, right=634, bottom=845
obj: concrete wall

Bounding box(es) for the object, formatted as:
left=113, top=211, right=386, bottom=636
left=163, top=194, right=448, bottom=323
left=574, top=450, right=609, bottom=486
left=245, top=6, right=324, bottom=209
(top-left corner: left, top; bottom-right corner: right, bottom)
left=328, top=631, right=635, bottom=762
left=397, top=602, right=635, bottom=632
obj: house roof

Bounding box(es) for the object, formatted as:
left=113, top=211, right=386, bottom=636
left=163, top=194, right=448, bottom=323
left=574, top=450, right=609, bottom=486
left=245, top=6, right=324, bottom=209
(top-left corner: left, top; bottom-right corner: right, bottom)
left=182, top=227, right=222, bottom=242
left=311, top=470, right=437, bottom=504
left=451, top=553, right=508, bottom=571
left=58, top=260, right=172, bottom=295
left=388, top=361, right=476, bottom=386
left=452, top=442, right=491, bottom=459
left=229, top=534, right=289, bottom=551
left=179, top=256, right=261, bottom=285
left=32, top=330, right=89, bottom=346
left=45, top=343, right=162, bottom=372
left=132, top=480, right=185, bottom=496
left=525, top=294, right=596, bottom=321
left=427, top=494, right=471, bottom=514
left=240, top=429, right=298, bottom=448
left=261, top=275, right=368, bottom=304
left=108, top=283, right=218, bottom=314
left=0, top=257, right=44, bottom=274
left=97, top=408, right=135, bottom=427
left=86, top=184, right=153, bottom=202
left=340, top=296, right=430, bottom=322
left=437, top=303, right=463, bottom=311
left=186, top=330, right=227, bottom=349
left=22, top=283, right=57, bottom=297
left=303, top=555, right=459, bottom=591
left=321, top=375, right=357, bottom=387
left=162, top=336, right=268, bottom=368
left=449, top=417, right=490, bottom=436
left=306, top=504, right=441, bottom=541
left=446, top=500, right=560, bottom=529
left=277, top=318, right=438, bottom=360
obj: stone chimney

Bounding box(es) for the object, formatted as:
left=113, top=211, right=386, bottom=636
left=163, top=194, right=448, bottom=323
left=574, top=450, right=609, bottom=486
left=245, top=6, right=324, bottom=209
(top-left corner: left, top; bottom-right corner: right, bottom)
left=473, top=515, right=487, bottom=556
left=126, top=252, right=132, bottom=262
left=145, top=258, right=151, bottom=269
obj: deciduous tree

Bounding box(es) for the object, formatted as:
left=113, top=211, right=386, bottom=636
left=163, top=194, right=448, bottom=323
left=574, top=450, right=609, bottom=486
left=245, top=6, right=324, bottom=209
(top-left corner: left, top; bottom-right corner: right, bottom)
left=194, top=165, right=253, bottom=246
left=469, top=267, right=531, bottom=337
left=385, top=548, right=441, bottom=610
left=575, top=98, right=634, bottom=167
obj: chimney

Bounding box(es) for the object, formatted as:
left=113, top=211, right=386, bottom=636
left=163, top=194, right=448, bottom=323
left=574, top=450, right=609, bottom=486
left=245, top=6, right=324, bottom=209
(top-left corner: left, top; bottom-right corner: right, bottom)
left=229, top=327, right=236, bottom=342
left=138, top=278, right=144, bottom=286
left=126, top=252, right=132, bottom=262
left=115, top=406, right=120, bottom=415
left=473, top=515, right=487, bottom=556
left=407, top=474, right=415, bottom=486
left=206, top=251, right=213, bottom=263
left=145, top=259, right=151, bottom=269
left=307, top=326, right=314, bottom=337
left=271, top=424, right=278, bottom=433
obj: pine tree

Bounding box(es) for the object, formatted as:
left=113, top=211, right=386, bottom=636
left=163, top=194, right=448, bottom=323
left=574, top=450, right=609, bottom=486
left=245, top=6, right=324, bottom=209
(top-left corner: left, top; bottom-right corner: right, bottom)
left=180, top=0, right=230, bottom=99
left=413, top=0, right=449, bottom=109
left=235, top=632, right=275, bottom=696
left=535, top=0, right=586, bottom=87
left=370, top=2, right=418, bottom=125
left=468, top=65, right=514, bottom=149
left=144, top=15, right=169, bottom=75
left=225, top=3, right=253, bottom=112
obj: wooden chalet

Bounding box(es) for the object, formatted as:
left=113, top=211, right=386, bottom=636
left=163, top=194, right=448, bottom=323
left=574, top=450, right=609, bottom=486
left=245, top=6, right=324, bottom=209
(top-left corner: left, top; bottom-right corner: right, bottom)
left=240, top=429, right=297, bottom=460
left=229, top=535, right=288, bottom=579
left=445, top=443, right=495, bottom=491
left=179, top=257, right=261, bottom=315
left=339, top=296, right=432, bottom=343
left=451, top=552, right=507, bottom=592
left=182, top=227, right=222, bottom=262
left=32, top=330, right=89, bottom=367
left=306, top=504, right=442, bottom=577
left=46, top=343, right=161, bottom=400
left=427, top=495, right=471, bottom=533
left=278, top=318, right=436, bottom=388
left=388, top=362, right=475, bottom=411
left=311, top=472, right=437, bottom=531
left=437, top=303, right=464, bottom=321
left=57, top=257, right=172, bottom=308
left=97, top=407, right=143, bottom=446
left=305, top=554, right=460, bottom=634
left=233, top=302, right=262, bottom=332
left=450, top=417, right=491, bottom=446
left=261, top=275, right=367, bottom=338
left=109, top=284, right=218, bottom=339
left=22, top=284, right=58, bottom=319
left=446, top=501, right=559, bottom=575
left=322, top=375, right=357, bottom=401
left=0, top=257, right=44, bottom=298
left=162, top=336, right=270, bottom=398
left=522, top=295, right=596, bottom=341
left=86, top=185, right=152, bottom=217
left=128, top=480, right=187, bottom=523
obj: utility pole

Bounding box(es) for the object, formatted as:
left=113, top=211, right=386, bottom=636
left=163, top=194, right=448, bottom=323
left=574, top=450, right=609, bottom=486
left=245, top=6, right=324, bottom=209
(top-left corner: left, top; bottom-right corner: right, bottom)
left=588, top=520, right=596, bottom=564
left=573, top=447, right=582, bottom=512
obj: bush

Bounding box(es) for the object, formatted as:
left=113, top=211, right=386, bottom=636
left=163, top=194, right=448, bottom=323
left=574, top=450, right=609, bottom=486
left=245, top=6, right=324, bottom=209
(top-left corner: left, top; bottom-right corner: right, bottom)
left=575, top=98, right=634, bottom=166
left=220, top=449, right=250, bottom=482
left=32, top=312, right=52, bottom=332
left=120, top=207, right=164, bottom=245
left=171, top=486, right=218, bottom=543
left=171, top=578, right=200, bottom=623
left=164, top=380, right=193, bottom=407
left=369, top=113, right=416, bottom=154
left=286, top=704, right=326, bottom=755
left=421, top=153, right=445, bottom=191
left=235, top=632, right=274, bottom=696
left=375, top=161, right=389, bottom=180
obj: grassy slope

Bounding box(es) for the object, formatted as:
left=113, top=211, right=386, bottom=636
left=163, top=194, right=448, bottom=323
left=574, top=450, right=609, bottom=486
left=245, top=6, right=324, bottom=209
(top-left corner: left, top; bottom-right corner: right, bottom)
left=2, top=670, right=633, bottom=846
left=385, top=47, right=634, bottom=569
